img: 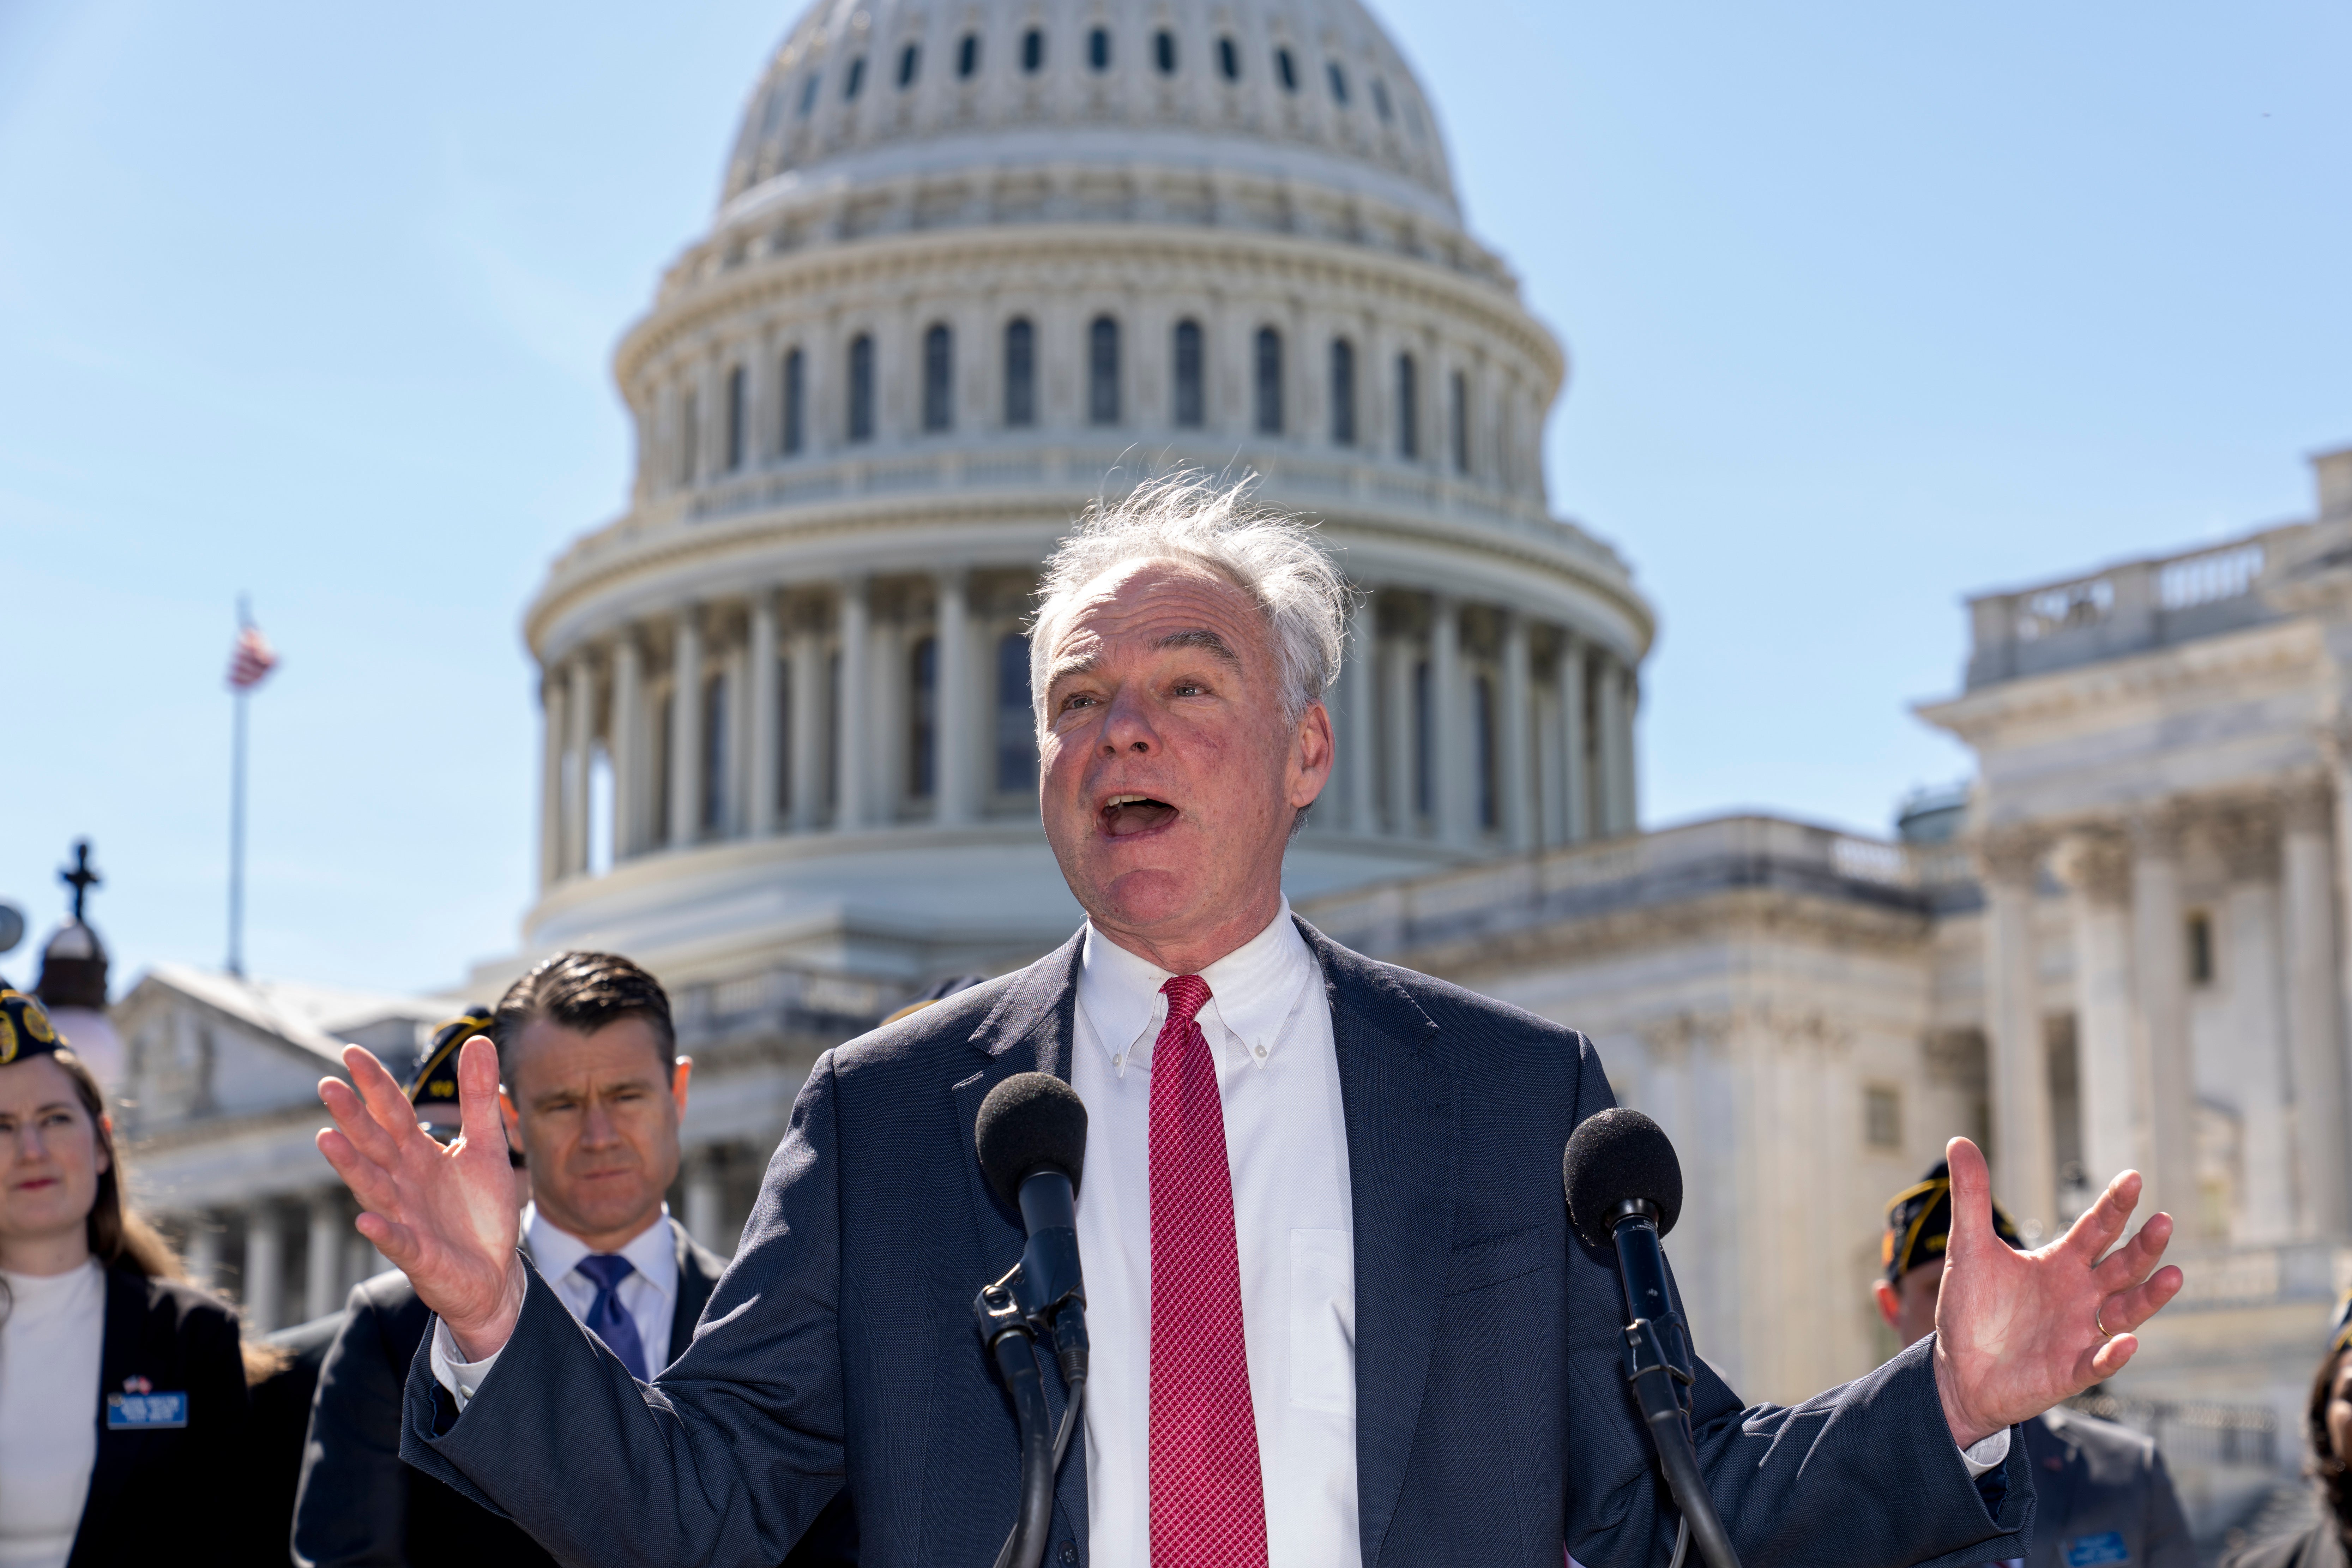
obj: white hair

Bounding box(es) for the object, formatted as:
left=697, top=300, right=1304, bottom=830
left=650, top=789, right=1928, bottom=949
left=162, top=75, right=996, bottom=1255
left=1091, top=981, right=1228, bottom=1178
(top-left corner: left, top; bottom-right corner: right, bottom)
left=1029, top=472, right=1351, bottom=730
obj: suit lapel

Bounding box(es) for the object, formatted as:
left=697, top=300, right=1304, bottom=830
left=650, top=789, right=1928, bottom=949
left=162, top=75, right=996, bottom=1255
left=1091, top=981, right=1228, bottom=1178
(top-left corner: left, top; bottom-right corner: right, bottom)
left=71, top=1268, right=151, bottom=1561
left=952, top=928, right=1089, bottom=1552
left=668, top=1220, right=720, bottom=1364
left=1298, top=918, right=1455, bottom=1568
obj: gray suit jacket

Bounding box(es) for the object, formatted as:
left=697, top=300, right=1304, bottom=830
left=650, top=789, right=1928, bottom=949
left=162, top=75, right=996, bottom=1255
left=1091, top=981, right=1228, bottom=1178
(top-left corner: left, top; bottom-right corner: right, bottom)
left=399, top=922, right=2035, bottom=1568
left=2021, top=1407, right=2193, bottom=1568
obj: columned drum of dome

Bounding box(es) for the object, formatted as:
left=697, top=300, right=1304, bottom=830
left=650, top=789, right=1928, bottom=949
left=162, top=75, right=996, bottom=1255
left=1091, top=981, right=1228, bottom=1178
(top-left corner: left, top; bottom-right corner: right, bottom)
left=518, top=0, right=1655, bottom=988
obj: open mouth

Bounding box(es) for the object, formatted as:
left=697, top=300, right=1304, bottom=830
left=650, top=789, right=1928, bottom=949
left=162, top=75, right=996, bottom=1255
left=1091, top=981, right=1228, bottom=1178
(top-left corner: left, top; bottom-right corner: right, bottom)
left=1100, top=793, right=1180, bottom=837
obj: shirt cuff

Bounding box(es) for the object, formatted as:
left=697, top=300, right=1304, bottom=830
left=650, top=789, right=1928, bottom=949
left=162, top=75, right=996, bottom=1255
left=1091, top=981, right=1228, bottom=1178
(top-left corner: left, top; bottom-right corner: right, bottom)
left=429, top=1316, right=502, bottom=1410
left=1958, top=1425, right=2012, bottom=1479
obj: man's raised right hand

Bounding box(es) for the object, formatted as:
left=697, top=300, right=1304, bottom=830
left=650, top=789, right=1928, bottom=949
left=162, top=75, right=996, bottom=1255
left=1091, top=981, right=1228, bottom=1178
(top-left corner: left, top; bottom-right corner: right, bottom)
left=318, top=1037, right=525, bottom=1362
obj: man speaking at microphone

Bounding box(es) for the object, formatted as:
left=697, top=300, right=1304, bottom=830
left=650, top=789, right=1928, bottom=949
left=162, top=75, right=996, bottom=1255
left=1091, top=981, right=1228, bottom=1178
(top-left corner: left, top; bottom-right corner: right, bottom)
left=318, top=475, right=2183, bottom=1568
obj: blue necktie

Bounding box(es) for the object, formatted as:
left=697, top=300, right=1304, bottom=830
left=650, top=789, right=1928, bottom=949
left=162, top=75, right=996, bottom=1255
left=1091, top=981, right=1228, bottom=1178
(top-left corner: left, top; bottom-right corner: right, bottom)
left=575, top=1254, right=650, bottom=1382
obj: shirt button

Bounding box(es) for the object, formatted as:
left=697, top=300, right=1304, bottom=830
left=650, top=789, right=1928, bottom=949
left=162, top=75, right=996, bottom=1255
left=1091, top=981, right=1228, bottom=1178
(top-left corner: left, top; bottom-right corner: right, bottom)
left=1253, top=1045, right=1266, bottom=1060
left=1059, top=1543, right=1078, bottom=1565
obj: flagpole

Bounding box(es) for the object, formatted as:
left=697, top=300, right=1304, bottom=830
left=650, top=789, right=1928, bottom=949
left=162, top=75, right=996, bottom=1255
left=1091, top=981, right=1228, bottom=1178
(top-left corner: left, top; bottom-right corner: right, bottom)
left=228, top=595, right=251, bottom=978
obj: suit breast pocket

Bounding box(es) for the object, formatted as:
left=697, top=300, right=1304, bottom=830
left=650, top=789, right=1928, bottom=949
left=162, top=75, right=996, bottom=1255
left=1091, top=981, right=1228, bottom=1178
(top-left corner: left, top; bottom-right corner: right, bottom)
left=1445, top=1226, right=1546, bottom=1296
left=1289, top=1229, right=1355, bottom=1416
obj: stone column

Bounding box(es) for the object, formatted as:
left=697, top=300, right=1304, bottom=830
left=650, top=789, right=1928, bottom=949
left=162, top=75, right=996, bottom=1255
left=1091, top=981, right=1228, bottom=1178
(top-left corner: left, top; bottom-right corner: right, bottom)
left=1382, top=615, right=1418, bottom=835
left=936, top=570, right=977, bottom=827
left=1596, top=652, right=1631, bottom=837
left=2212, top=807, right=2297, bottom=1243
left=683, top=1151, right=726, bottom=1255
left=790, top=613, right=825, bottom=831
left=538, top=674, right=565, bottom=890
left=243, top=1203, right=283, bottom=1332
left=1344, top=594, right=1378, bottom=835
left=1979, top=829, right=2059, bottom=1237
left=747, top=595, right=780, bottom=837
left=2054, top=832, right=2138, bottom=1193
left=669, top=608, right=703, bottom=847
left=610, top=634, right=644, bottom=859
left=2130, top=808, right=2198, bottom=1232
left=1429, top=595, right=1473, bottom=846
left=306, top=1190, right=345, bottom=1320
left=184, top=1215, right=221, bottom=1292
left=1558, top=635, right=1588, bottom=843
left=836, top=577, right=873, bottom=830
left=564, top=656, right=593, bottom=877
left=1499, top=610, right=1534, bottom=851
left=2281, top=777, right=2348, bottom=1236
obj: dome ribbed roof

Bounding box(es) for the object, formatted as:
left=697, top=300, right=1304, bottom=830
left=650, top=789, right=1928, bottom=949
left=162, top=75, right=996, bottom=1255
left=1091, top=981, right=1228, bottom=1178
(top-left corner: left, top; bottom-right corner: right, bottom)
left=720, top=0, right=1459, bottom=228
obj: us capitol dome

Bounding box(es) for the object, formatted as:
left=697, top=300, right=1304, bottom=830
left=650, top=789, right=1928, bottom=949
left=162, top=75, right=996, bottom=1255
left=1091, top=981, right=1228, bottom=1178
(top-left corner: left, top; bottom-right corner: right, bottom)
left=512, top=0, right=1655, bottom=996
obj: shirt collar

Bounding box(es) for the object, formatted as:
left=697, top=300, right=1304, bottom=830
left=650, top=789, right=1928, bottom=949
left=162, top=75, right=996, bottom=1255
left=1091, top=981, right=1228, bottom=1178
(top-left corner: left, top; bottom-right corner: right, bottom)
left=524, top=1202, right=678, bottom=1301
left=1076, top=903, right=1316, bottom=1078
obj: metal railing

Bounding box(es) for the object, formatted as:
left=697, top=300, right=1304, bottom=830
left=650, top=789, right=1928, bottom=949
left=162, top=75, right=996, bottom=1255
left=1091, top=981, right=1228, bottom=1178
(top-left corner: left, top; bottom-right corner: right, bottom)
left=2067, top=1393, right=2279, bottom=1469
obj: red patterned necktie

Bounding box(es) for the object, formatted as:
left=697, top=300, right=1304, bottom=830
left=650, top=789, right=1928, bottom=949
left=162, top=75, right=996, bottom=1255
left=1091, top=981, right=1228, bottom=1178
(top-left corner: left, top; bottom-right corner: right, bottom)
left=1148, top=974, right=1268, bottom=1567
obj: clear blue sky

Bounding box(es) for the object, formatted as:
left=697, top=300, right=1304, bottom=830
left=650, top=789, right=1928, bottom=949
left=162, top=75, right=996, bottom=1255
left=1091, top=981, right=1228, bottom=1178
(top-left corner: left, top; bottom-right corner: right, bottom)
left=4, top=0, right=2345, bottom=996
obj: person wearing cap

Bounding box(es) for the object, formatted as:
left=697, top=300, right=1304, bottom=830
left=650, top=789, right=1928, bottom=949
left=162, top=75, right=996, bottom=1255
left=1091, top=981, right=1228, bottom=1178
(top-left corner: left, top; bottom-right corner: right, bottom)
left=1878, top=1162, right=2193, bottom=1568
left=0, top=987, right=249, bottom=1568
left=2220, top=1303, right=2352, bottom=1567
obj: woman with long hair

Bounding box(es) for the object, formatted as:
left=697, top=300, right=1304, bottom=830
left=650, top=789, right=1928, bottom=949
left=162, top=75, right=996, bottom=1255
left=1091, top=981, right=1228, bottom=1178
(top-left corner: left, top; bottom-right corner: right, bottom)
left=0, top=988, right=247, bottom=1568
left=2226, top=1320, right=2352, bottom=1567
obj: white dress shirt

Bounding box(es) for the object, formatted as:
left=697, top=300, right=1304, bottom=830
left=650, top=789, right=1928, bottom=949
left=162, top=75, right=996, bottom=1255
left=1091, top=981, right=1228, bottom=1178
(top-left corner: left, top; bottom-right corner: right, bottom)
left=433, top=1205, right=680, bottom=1402
left=1072, top=903, right=1359, bottom=1568
left=0, top=1261, right=104, bottom=1568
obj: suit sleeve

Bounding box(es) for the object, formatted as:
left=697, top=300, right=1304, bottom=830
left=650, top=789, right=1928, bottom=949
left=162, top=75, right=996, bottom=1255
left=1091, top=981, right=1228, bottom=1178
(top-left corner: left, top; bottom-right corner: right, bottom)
left=294, top=1291, right=411, bottom=1568
left=2141, top=1447, right=2196, bottom=1568
left=399, top=1050, right=850, bottom=1568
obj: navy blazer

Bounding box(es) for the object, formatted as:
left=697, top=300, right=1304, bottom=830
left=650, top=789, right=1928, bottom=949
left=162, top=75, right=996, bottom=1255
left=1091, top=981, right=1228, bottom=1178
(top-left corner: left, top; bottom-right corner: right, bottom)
left=404, top=921, right=2035, bottom=1568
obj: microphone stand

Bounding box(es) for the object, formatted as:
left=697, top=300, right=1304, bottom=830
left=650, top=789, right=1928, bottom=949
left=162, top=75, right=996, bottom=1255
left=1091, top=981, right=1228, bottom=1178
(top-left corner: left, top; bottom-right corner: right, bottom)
left=974, top=1173, right=1090, bottom=1568
left=1609, top=1201, right=1742, bottom=1568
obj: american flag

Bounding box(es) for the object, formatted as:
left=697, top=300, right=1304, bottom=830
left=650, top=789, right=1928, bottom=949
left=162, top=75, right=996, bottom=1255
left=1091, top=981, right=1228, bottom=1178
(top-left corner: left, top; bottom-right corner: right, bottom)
left=227, top=624, right=279, bottom=691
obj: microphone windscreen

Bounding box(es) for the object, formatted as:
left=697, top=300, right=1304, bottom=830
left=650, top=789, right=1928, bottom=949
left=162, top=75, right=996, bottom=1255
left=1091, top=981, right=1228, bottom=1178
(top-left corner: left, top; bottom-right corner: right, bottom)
left=975, top=1071, right=1089, bottom=1209
left=1562, top=1107, right=1684, bottom=1249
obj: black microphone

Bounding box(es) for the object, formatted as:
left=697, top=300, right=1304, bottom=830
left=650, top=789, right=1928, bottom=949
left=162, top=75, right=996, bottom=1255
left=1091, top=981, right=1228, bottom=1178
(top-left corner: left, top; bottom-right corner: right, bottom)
left=972, top=1073, right=1090, bottom=1568
left=1564, top=1109, right=1742, bottom=1568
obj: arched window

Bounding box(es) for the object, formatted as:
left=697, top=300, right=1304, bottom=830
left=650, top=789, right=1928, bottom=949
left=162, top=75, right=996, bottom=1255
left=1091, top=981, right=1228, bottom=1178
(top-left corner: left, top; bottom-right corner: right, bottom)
left=1154, top=30, right=1176, bottom=73
left=1474, top=673, right=1498, bottom=830
left=1254, top=327, right=1283, bottom=435
left=780, top=347, right=805, bottom=455
left=958, top=33, right=980, bottom=76
left=799, top=74, right=821, bottom=115
left=897, top=43, right=920, bottom=88
left=844, top=56, right=867, bottom=99
left=1275, top=47, right=1297, bottom=91
left=1371, top=78, right=1392, bottom=121
left=908, top=635, right=937, bottom=799
left=1088, top=316, right=1120, bottom=426
left=1449, top=370, right=1470, bottom=475
left=1329, top=338, right=1356, bottom=447
left=922, top=323, right=953, bottom=433
left=702, top=672, right=730, bottom=833
left=1395, top=353, right=1418, bottom=460
left=1021, top=28, right=1044, bottom=72
left=847, top=333, right=875, bottom=443
left=996, top=631, right=1036, bottom=792
left=1326, top=61, right=1349, bottom=105
left=1217, top=36, right=1240, bottom=80
left=724, top=363, right=747, bottom=471
left=1003, top=318, right=1035, bottom=427
left=677, top=389, right=699, bottom=485
left=1172, top=319, right=1204, bottom=429
left=1087, top=27, right=1110, bottom=70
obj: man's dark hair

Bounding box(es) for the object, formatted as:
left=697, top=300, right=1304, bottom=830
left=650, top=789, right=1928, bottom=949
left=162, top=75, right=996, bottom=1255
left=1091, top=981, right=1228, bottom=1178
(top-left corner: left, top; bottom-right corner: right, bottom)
left=492, top=950, right=676, bottom=1077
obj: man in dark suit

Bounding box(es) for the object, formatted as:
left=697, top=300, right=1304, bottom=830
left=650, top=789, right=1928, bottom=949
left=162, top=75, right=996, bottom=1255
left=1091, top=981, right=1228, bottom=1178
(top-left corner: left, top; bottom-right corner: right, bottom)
left=320, top=478, right=2184, bottom=1568
left=1877, top=1164, right=2194, bottom=1568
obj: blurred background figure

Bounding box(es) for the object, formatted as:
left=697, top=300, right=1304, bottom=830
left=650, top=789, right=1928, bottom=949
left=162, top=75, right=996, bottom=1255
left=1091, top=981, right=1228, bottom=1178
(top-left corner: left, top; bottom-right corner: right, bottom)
left=0, top=987, right=247, bottom=1568
left=1875, top=1161, right=2193, bottom=1568
left=2224, top=1309, right=2352, bottom=1568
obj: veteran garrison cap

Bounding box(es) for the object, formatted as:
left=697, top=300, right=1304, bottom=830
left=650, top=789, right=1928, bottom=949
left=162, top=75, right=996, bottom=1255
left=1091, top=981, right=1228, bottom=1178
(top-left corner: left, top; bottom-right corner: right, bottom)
left=407, top=1006, right=494, bottom=1115
left=1883, top=1159, right=2026, bottom=1283
left=0, top=988, right=67, bottom=1067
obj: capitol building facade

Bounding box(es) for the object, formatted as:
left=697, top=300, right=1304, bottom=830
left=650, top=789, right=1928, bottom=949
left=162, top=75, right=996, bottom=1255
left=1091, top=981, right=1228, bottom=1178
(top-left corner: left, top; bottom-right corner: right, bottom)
left=86, top=0, right=2352, bottom=1548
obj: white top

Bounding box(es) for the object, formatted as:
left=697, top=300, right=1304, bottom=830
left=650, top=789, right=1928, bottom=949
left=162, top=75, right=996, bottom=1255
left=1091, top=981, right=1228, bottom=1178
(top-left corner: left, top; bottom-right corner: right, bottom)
left=1072, top=903, right=1357, bottom=1568
left=432, top=1208, right=679, bottom=1400
left=0, top=1261, right=105, bottom=1568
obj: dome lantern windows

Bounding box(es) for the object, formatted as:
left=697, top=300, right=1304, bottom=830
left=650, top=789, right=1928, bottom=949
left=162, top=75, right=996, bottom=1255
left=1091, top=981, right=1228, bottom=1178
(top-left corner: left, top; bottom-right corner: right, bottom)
left=922, top=324, right=954, bottom=433
left=844, top=55, right=867, bottom=99
left=725, top=364, right=747, bottom=471
left=1087, top=28, right=1110, bottom=71
left=1326, top=62, right=1349, bottom=105
left=1395, top=353, right=1418, bottom=461
left=1087, top=316, right=1121, bottom=426
left=1154, top=31, right=1176, bottom=74
left=1217, top=36, right=1240, bottom=80
left=780, top=348, right=806, bottom=456
left=1253, top=328, right=1283, bottom=435
left=897, top=43, right=919, bottom=88
left=1172, top=320, right=1205, bottom=429
left=957, top=33, right=980, bottom=77
left=1003, top=318, right=1036, bottom=428
left=1274, top=47, right=1297, bottom=92
left=1021, top=29, right=1045, bottom=73
left=1329, top=338, right=1357, bottom=447
left=847, top=334, right=875, bottom=444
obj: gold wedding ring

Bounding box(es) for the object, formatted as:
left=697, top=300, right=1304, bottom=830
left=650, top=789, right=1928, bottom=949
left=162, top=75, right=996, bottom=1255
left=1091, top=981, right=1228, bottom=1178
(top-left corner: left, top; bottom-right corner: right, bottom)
left=2095, top=1304, right=2114, bottom=1339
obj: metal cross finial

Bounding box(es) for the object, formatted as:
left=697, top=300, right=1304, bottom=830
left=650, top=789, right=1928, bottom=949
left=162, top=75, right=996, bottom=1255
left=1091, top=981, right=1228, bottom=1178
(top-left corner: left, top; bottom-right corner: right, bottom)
left=59, top=839, right=101, bottom=924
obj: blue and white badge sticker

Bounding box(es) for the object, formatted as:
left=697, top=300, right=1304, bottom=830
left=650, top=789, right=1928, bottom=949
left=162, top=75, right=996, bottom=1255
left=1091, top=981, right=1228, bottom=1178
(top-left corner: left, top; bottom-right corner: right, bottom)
left=2064, top=1532, right=2130, bottom=1567
left=105, top=1391, right=188, bottom=1430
